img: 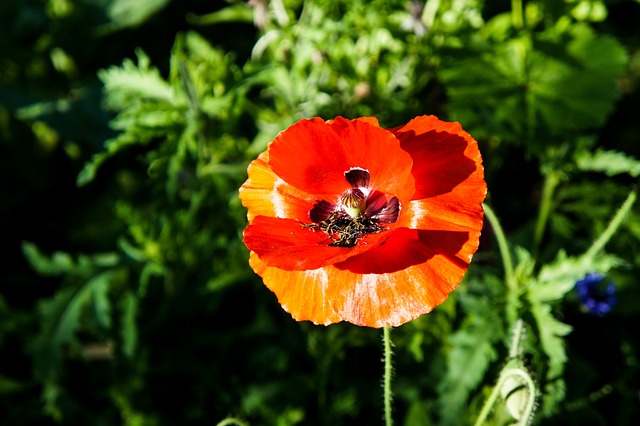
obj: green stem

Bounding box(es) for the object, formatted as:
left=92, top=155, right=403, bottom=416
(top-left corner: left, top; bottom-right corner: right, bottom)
left=473, top=373, right=503, bottom=426
left=420, top=0, right=441, bottom=29
left=216, top=417, right=250, bottom=426
left=511, top=0, right=524, bottom=28
left=475, top=322, right=537, bottom=425
left=383, top=326, right=393, bottom=426
left=483, top=203, right=517, bottom=291
left=532, top=171, right=560, bottom=262
left=508, top=319, right=525, bottom=359
left=585, top=189, right=637, bottom=260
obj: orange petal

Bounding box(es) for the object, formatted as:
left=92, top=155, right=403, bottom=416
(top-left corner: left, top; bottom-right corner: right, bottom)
left=239, top=150, right=330, bottom=223
left=248, top=239, right=470, bottom=328
left=268, top=117, right=415, bottom=201
left=249, top=252, right=342, bottom=325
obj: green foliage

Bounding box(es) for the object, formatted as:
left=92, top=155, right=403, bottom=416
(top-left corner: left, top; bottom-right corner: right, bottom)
left=437, top=287, right=502, bottom=424
left=575, top=148, right=640, bottom=177
left=2, top=0, right=640, bottom=425
left=441, top=22, right=628, bottom=149
left=23, top=242, right=128, bottom=419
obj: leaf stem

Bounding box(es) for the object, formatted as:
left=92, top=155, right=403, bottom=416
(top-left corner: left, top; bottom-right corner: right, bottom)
left=383, top=326, right=394, bottom=426
left=585, top=189, right=637, bottom=260
left=483, top=203, right=517, bottom=291
left=532, top=171, right=560, bottom=261
left=511, top=0, right=524, bottom=28
left=474, top=321, right=536, bottom=426
left=508, top=319, right=525, bottom=359
left=474, top=376, right=502, bottom=426
left=216, top=417, right=250, bottom=426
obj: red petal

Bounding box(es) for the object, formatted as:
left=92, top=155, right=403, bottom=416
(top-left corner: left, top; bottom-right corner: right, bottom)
left=268, top=117, right=415, bottom=201
left=243, top=216, right=391, bottom=271
left=391, top=115, right=486, bottom=202
left=334, top=227, right=470, bottom=274
left=241, top=115, right=486, bottom=328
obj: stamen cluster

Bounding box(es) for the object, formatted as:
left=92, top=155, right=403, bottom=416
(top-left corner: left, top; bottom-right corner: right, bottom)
left=303, top=211, right=385, bottom=247
left=302, top=168, right=398, bottom=247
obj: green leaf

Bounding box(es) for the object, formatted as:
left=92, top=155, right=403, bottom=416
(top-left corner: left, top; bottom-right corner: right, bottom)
left=530, top=301, right=572, bottom=416
left=575, top=149, right=640, bottom=177
left=98, top=0, right=172, bottom=33
left=29, top=268, right=123, bottom=416
left=529, top=251, right=623, bottom=302
left=99, top=49, right=177, bottom=107
left=120, top=291, right=138, bottom=358
left=22, top=242, right=77, bottom=276
left=404, top=399, right=434, bottom=426
left=31, top=271, right=116, bottom=373
left=438, top=296, right=502, bottom=424
left=186, top=4, right=254, bottom=26
left=22, top=243, right=119, bottom=276
left=90, top=271, right=114, bottom=331
left=441, top=24, right=628, bottom=143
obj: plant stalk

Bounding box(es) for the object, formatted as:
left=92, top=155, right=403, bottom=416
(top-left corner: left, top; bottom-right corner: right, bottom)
left=383, top=326, right=393, bottom=426
left=532, top=171, right=560, bottom=262
left=585, top=189, right=637, bottom=259
left=512, top=0, right=524, bottom=28
left=483, top=203, right=517, bottom=291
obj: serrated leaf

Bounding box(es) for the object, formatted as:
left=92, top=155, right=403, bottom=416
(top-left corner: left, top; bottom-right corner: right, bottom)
left=22, top=242, right=120, bottom=275
left=186, top=4, right=254, bottom=26
left=529, top=251, right=623, bottom=302
left=31, top=271, right=117, bottom=374
left=575, top=149, right=640, bottom=177
left=90, top=272, right=114, bottom=331
left=99, top=0, right=171, bottom=32
left=99, top=49, right=176, bottom=107
left=22, top=242, right=76, bottom=276
left=438, top=299, right=501, bottom=425
left=530, top=301, right=572, bottom=415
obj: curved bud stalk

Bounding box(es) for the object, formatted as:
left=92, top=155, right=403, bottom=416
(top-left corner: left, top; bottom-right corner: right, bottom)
left=474, top=320, right=537, bottom=426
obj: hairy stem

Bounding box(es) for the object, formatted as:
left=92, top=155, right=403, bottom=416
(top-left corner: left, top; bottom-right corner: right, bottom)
left=216, top=417, right=250, bottom=426
left=585, top=189, right=637, bottom=260
left=483, top=203, right=517, bottom=291
left=532, top=171, right=560, bottom=262
left=383, top=326, right=394, bottom=426
left=511, top=0, right=524, bottom=28
left=474, top=321, right=536, bottom=426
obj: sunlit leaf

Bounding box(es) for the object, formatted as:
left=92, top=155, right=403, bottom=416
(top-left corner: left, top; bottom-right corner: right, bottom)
left=529, top=251, right=624, bottom=302
left=575, top=149, right=640, bottom=177
left=441, top=24, right=628, bottom=145
left=97, top=0, right=172, bottom=33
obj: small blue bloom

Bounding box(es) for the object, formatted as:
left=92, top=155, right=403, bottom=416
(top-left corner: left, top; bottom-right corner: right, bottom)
left=575, top=272, right=617, bottom=316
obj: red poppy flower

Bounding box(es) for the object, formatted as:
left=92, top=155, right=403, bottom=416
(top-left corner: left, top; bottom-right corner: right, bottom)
left=239, top=116, right=486, bottom=327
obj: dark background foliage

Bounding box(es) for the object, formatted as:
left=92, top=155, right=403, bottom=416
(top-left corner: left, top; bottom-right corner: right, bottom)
left=1, top=0, right=640, bottom=425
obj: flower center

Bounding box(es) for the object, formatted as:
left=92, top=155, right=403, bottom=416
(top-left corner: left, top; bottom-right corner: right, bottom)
left=303, top=168, right=400, bottom=247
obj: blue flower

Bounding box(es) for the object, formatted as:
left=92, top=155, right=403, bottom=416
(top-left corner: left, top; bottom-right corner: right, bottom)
left=575, top=272, right=617, bottom=316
